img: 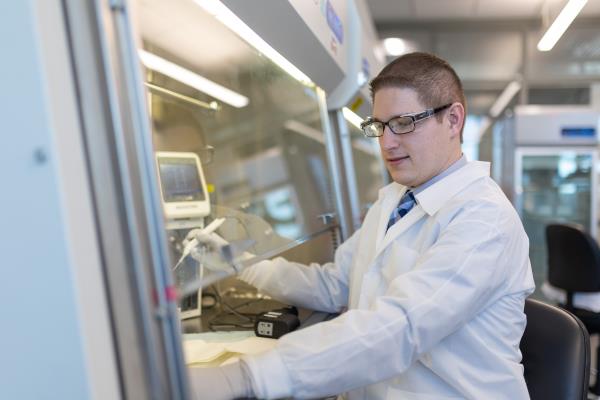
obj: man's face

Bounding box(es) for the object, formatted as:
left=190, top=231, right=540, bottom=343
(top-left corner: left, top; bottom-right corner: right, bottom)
left=374, top=86, right=461, bottom=187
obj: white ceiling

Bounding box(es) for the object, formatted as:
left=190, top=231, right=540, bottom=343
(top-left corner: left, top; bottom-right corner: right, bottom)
left=367, top=0, right=600, bottom=21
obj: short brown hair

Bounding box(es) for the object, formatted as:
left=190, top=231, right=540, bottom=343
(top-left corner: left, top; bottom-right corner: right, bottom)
left=370, top=52, right=466, bottom=137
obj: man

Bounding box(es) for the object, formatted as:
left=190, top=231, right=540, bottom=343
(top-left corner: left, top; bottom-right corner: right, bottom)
left=188, top=52, right=535, bottom=399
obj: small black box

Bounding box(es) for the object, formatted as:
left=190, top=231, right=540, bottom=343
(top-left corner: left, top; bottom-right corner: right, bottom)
left=254, top=309, right=300, bottom=339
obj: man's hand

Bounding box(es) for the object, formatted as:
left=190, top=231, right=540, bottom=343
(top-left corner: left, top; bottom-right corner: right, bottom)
left=187, top=362, right=254, bottom=400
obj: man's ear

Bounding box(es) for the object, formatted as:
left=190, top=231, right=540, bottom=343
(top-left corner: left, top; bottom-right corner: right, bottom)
left=446, top=102, right=465, bottom=139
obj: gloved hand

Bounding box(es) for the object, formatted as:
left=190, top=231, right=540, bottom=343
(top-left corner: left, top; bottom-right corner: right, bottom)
left=183, top=228, right=229, bottom=251
left=187, top=361, right=255, bottom=400
left=182, top=230, right=233, bottom=272
left=183, top=230, right=256, bottom=272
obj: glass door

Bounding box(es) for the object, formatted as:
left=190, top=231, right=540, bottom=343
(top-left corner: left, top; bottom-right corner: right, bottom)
left=515, top=148, right=597, bottom=298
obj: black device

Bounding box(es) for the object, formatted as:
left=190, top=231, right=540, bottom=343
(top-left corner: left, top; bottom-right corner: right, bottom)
left=254, top=306, right=300, bottom=339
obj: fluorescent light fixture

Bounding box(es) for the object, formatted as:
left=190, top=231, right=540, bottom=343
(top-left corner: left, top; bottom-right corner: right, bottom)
left=489, top=81, right=522, bottom=118
left=383, top=38, right=406, bottom=56
left=194, top=0, right=314, bottom=87
left=342, top=107, right=364, bottom=130
left=138, top=50, right=248, bottom=108
left=537, top=0, right=587, bottom=51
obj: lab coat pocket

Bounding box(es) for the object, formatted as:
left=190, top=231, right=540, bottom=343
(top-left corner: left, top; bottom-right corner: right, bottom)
left=380, top=245, right=420, bottom=283
left=386, top=387, right=463, bottom=400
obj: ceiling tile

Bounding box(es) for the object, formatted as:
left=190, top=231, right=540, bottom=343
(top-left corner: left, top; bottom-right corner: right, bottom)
left=366, top=0, right=415, bottom=21
left=475, top=0, right=545, bottom=19
left=436, top=31, right=523, bottom=81
left=527, top=28, right=600, bottom=81
left=581, top=0, right=600, bottom=17
left=414, top=0, right=477, bottom=19
left=367, top=0, right=600, bottom=22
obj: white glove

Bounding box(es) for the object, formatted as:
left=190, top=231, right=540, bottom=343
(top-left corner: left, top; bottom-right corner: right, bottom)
left=187, top=362, right=255, bottom=400
left=183, top=229, right=229, bottom=252
left=182, top=230, right=233, bottom=272
left=183, top=229, right=257, bottom=273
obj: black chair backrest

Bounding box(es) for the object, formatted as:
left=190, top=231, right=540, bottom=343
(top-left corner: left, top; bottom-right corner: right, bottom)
left=546, top=223, right=600, bottom=292
left=521, top=298, right=590, bottom=400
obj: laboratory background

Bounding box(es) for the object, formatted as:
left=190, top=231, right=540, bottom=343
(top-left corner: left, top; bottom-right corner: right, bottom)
left=3, top=0, right=600, bottom=398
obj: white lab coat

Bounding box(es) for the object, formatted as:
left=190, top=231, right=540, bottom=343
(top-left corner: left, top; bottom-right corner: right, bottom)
left=240, top=161, right=535, bottom=400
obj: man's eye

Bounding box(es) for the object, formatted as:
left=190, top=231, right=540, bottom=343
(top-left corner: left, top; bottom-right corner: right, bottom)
left=390, top=117, right=412, bottom=129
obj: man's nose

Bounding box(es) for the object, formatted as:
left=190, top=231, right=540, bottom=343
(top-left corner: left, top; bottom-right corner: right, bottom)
left=379, top=125, right=400, bottom=150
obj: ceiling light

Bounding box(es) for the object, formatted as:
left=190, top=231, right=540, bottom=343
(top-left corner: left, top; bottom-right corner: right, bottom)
left=489, top=81, right=521, bottom=118
left=138, top=50, right=249, bottom=108
left=383, top=38, right=406, bottom=56
left=342, top=107, right=363, bottom=130
left=194, top=0, right=314, bottom=87
left=537, top=0, right=588, bottom=52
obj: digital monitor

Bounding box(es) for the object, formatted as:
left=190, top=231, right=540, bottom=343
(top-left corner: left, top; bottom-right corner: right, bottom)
left=155, top=151, right=210, bottom=220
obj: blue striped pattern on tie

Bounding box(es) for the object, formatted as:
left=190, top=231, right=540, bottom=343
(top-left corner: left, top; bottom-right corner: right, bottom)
left=386, top=190, right=416, bottom=231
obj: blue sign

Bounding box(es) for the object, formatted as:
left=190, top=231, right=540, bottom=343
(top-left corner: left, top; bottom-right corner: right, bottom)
left=561, top=127, right=596, bottom=138
left=326, top=0, right=344, bottom=44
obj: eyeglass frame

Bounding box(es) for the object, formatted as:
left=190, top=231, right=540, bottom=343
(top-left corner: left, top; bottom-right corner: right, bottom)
left=360, top=103, right=453, bottom=137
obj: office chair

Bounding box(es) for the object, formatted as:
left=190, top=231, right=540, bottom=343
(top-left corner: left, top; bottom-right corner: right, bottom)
left=546, top=223, right=600, bottom=394
left=521, top=298, right=590, bottom=400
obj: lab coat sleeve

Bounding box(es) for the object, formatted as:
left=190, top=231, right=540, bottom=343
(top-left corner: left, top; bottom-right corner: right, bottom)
left=243, top=205, right=531, bottom=399
left=237, top=229, right=360, bottom=313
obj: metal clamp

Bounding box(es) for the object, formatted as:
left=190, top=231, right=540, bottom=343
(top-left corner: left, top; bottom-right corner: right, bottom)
left=317, top=212, right=337, bottom=225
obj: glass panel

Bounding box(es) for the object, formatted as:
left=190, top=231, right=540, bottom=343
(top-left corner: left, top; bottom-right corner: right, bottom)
left=137, top=1, right=335, bottom=311
left=347, top=123, right=386, bottom=220
left=519, top=152, right=593, bottom=298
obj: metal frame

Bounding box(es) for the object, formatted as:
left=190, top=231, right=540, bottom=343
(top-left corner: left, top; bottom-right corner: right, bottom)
left=318, top=88, right=354, bottom=241
left=61, top=0, right=189, bottom=398
left=335, top=110, right=363, bottom=233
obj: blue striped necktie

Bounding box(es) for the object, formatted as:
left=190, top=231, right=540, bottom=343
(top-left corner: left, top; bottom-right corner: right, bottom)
left=386, top=190, right=416, bottom=231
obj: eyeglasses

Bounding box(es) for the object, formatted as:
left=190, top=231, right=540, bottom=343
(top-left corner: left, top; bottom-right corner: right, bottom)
left=360, top=103, right=452, bottom=138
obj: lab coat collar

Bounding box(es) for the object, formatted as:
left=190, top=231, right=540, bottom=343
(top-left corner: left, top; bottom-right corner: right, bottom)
left=375, top=183, right=418, bottom=254
left=376, top=160, right=490, bottom=205
left=375, top=161, right=490, bottom=253
left=415, top=161, right=490, bottom=216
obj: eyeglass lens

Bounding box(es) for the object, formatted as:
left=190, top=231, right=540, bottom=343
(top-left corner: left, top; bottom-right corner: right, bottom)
left=388, top=117, right=413, bottom=134
left=364, top=116, right=414, bottom=137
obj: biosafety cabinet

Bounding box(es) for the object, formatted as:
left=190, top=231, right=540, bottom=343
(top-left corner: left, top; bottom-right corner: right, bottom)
left=509, top=105, right=600, bottom=297
left=1, top=0, right=383, bottom=399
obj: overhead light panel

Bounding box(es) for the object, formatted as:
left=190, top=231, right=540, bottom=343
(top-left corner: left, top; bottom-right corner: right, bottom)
left=342, top=107, right=363, bottom=130
left=194, top=0, right=314, bottom=87
left=489, top=80, right=521, bottom=118
left=138, top=50, right=249, bottom=108
left=383, top=38, right=406, bottom=56
left=537, top=0, right=587, bottom=51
